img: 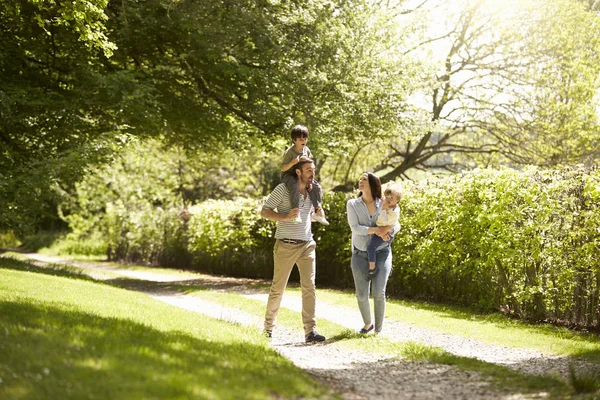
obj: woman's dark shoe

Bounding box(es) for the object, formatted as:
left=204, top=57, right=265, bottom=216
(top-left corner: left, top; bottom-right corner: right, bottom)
left=359, top=324, right=374, bottom=334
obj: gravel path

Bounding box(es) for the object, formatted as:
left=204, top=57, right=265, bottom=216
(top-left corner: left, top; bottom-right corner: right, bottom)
left=16, top=253, right=592, bottom=399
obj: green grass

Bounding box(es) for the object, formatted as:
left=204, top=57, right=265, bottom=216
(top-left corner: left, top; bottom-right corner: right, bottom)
left=5, top=253, right=600, bottom=398
left=174, top=286, right=592, bottom=398
left=569, top=364, right=600, bottom=394
left=8, top=251, right=600, bottom=361
left=0, top=255, right=95, bottom=280
left=286, top=287, right=600, bottom=362
left=0, top=252, right=122, bottom=280
left=0, top=259, right=332, bottom=400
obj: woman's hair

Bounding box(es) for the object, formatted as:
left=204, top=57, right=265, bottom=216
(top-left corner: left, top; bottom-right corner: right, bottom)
left=358, top=172, right=382, bottom=200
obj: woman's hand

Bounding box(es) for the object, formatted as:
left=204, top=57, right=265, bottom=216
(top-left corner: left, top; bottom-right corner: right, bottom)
left=375, top=226, right=391, bottom=236
left=377, top=226, right=392, bottom=241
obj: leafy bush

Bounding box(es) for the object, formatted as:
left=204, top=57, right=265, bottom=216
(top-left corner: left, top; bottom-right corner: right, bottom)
left=313, top=191, right=354, bottom=287
left=392, top=166, right=600, bottom=325
left=187, top=198, right=275, bottom=278
left=0, top=231, right=21, bottom=249
left=59, top=150, right=600, bottom=328
left=40, top=232, right=108, bottom=257
left=19, top=231, right=65, bottom=252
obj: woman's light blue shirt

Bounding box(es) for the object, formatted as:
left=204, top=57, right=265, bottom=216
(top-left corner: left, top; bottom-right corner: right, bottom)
left=346, top=196, right=389, bottom=252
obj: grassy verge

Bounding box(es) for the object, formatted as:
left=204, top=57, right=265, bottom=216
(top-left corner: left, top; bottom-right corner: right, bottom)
left=0, top=258, right=332, bottom=400
left=5, top=254, right=600, bottom=397
left=309, top=288, right=600, bottom=362
left=177, top=288, right=580, bottom=398
left=9, top=251, right=600, bottom=362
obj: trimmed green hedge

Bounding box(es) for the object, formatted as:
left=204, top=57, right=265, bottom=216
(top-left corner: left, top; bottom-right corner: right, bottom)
left=187, top=199, right=275, bottom=278
left=391, top=166, right=600, bottom=326
left=70, top=165, right=600, bottom=328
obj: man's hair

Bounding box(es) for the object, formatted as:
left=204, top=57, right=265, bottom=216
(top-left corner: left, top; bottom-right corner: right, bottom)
left=384, top=184, right=402, bottom=202
left=291, top=125, right=309, bottom=140
left=294, top=156, right=314, bottom=173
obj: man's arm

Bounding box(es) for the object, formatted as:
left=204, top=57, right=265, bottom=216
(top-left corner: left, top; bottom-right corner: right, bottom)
left=261, top=207, right=298, bottom=222
left=262, top=184, right=301, bottom=222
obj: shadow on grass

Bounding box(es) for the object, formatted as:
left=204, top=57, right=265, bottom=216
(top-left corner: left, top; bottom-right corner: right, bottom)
left=0, top=255, right=95, bottom=282
left=382, top=296, right=600, bottom=358
left=399, top=341, right=572, bottom=397
left=327, top=328, right=372, bottom=343
left=0, top=300, right=326, bottom=400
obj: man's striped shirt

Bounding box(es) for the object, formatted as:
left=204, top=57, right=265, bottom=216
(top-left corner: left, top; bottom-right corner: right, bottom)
left=262, top=183, right=313, bottom=241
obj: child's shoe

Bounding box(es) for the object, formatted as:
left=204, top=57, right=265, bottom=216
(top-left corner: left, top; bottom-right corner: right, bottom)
left=312, top=214, right=329, bottom=226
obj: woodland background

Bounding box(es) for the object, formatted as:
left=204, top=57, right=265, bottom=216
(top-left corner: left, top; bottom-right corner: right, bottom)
left=2, top=0, right=600, bottom=327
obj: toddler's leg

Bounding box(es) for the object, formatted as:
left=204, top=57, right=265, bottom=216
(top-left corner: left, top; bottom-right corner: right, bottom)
left=367, top=238, right=377, bottom=266
left=366, top=235, right=384, bottom=281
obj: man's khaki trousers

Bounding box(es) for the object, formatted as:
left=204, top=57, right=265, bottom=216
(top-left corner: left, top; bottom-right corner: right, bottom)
left=264, top=239, right=317, bottom=335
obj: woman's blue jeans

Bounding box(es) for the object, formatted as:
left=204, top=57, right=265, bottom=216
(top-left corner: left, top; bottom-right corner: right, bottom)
left=350, top=245, right=392, bottom=333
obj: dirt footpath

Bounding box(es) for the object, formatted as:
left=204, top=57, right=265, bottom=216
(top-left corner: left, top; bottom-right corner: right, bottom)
left=20, top=253, right=581, bottom=399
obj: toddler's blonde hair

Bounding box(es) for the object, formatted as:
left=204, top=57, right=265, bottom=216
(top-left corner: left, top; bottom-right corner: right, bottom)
left=383, top=183, right=402, bottom=202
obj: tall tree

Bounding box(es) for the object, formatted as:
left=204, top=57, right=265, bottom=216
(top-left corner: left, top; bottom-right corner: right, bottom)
left=0, top=0, right=133, bottom=232
left=0, top=0, right=417, bottom=232
left=373, top=0, right=600, bottom=182
left=102, top=0, right=415, bottom=152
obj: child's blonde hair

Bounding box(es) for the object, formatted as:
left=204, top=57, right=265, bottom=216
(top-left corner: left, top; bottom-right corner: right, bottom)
left=383, top=183, right=402, bottom=202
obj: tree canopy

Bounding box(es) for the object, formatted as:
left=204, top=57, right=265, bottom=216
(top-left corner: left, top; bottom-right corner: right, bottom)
left=1, top=0, right=599, bottom=232
left=373, top=0, right=600, bottom=183
left=0, top=0, right=413, bottom=232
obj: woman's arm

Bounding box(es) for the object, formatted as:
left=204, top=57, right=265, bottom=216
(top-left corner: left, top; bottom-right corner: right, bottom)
left=346, top=201, right=369, bottom=236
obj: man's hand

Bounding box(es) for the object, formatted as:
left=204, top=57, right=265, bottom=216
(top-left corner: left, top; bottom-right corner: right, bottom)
left=287, top=208, right=300, bottom=221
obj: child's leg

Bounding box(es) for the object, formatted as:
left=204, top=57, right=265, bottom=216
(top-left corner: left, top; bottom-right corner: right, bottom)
left=308, top=180, right=329, bottom=225
left=308, top=179, right=322, bottom=209
left=367, top=235, right=385, bottom=270
left=282, top=173, right=300, bottom=208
